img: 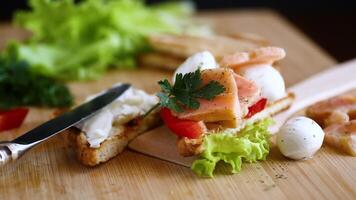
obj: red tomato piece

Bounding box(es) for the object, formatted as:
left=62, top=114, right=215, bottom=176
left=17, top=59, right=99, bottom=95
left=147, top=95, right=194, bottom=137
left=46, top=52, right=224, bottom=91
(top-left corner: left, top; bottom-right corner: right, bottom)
left=245, top=98, right=267, bottom=118
left=160, top=107, right=206, bottom=139
left=0, top=108, right=29, bottom=132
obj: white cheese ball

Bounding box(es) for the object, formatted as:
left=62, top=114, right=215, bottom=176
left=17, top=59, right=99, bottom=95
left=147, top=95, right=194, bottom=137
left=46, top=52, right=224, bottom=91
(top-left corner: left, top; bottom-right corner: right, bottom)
left=277, top=116, right=324, bottom=160
left=172, top=51, right=218, bottom=83
left=241, top=64, right=286, bottom=102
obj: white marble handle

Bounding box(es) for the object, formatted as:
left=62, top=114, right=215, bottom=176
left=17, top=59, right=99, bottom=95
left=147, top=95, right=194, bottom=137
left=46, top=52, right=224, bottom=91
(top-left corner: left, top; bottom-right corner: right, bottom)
left=270, top=59, right=356, bottom=133
left=0, top=147, right=11, bottom=166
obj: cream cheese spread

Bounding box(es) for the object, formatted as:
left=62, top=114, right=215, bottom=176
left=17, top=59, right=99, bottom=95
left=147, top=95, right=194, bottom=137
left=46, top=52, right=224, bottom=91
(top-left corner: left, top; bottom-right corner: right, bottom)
left=79, top=85, right=158, bottom=148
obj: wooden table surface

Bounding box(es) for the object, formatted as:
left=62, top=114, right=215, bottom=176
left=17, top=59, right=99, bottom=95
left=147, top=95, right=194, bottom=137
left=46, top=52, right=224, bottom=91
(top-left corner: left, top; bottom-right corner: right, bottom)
left=1, top=10, right=355, bottom=200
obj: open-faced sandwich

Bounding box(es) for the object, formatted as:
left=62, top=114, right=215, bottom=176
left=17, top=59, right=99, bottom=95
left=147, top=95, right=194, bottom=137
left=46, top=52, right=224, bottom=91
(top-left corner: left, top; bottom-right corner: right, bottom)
left=147, top=47, right=294, bottom=177
left=68, top=86, right=161, bottom=166
left=68, top=46, right=294, bottom=175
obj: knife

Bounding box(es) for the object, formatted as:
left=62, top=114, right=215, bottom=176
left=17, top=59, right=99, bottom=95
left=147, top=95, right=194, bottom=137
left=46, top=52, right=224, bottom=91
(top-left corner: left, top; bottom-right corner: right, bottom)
left=0, top=83, right=131, bottom=166
left=129, top=59, right=356, bottom=167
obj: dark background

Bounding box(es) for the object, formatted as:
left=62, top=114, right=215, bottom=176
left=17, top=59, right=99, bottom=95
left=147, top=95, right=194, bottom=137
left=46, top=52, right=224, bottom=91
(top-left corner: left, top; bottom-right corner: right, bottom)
left=1, top=0, right=356, bottom=62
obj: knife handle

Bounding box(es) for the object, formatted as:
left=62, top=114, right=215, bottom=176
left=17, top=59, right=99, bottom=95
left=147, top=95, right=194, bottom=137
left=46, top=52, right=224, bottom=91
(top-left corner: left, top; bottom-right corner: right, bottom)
left=0, top=142, right=36, bottom=167
left=0, top=146, right=11, bottom=166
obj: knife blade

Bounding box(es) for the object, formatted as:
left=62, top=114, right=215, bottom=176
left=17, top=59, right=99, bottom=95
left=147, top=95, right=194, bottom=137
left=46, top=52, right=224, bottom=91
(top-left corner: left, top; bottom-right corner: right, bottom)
left=0, top=83, right=131, bottom=166
left=129, top=59, right=356, bottom=167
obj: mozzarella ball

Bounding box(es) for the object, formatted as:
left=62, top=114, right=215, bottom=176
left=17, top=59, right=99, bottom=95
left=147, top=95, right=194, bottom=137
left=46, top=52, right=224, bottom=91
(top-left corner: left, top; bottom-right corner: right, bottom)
left=172, top=51, right=218, bottom=83
left=277, top=116, right=325, bottom=160
left=241, top=64, right=286, bottom=102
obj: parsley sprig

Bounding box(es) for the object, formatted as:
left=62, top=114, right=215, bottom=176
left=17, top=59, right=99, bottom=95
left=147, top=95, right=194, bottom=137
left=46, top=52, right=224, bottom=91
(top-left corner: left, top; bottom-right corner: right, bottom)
left=143, top=68, right=225, bottom=117
left=0, top=57, right=73, bottom=109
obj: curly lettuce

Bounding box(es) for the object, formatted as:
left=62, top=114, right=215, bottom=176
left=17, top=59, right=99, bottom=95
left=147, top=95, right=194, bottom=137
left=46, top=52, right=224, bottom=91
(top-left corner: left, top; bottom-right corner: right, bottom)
left=7, top=0, right=196, bottom=80
left=192, top=119, right=273, bottom=177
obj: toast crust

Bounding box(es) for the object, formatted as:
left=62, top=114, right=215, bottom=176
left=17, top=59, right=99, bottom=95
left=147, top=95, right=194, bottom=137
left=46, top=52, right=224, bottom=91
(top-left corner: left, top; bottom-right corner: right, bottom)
left=68, top=111, right=160, bottom=166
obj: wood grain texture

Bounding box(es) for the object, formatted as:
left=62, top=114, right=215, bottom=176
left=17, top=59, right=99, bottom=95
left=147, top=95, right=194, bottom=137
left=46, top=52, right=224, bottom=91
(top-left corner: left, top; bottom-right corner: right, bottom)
left=1, top=10, right=355, bottom=200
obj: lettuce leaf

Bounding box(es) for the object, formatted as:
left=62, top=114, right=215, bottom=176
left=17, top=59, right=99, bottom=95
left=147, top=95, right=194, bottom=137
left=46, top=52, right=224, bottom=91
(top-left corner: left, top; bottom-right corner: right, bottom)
left=7, top=0, right=196, bottom=80
left=192, top=119, right=273, bottom=177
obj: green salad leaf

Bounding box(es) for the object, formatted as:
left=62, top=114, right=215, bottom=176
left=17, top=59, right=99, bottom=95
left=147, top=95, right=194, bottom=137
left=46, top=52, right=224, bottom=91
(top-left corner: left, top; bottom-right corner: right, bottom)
left=192, top=119, right=273, bottom=177
left=7, top=0, right=195, bottom=80
left=0, top=56, right=73, bottom=109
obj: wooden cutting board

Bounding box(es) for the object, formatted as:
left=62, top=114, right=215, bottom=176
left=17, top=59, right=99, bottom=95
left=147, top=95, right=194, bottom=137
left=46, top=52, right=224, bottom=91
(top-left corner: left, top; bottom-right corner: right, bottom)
left=1, top=10, right=355, bottom=200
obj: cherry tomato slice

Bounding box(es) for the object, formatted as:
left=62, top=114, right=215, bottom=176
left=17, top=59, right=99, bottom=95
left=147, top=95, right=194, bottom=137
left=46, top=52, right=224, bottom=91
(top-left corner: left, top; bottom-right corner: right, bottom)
left=0, top=108, right=29, bottom=132
left=160, top=107, right=206, bottom=139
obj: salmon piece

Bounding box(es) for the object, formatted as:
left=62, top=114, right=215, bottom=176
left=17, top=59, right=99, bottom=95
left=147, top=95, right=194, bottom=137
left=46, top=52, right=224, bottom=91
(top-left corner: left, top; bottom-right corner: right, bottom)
left=214, top=75, right=260, bottom=126
left=219, top=47, right=286, bottom=73
left=176, top=68, right=241, bottom=126
left=306, top=95, right=356, bottom=128
left=234, top=73, right=261, bottom=111
left=324, top=120, right=356, bottom=156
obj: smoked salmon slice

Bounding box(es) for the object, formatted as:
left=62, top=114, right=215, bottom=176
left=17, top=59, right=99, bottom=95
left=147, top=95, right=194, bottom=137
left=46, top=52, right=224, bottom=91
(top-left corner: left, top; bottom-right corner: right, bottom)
left=307, top=95, right=356, bottom=156
left=306, top=95, right=356, bottom=128
left=234, top=73, right=261, bottom=115
left=176, top=68, right=261, bottom=128
left=176, top=68, right=241, bottom=125
left=324, top=120, right=356, bottom=156
left=219, top=47, right=286, bottom=73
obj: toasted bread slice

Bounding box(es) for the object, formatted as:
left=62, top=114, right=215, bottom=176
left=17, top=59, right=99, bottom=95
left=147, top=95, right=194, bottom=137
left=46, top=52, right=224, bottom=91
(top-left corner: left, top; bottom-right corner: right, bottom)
left=139, top=33, right=266, bottom=70
left=177, top=93, right=295, bottom=156
left=226, top=32, right=270, bottom=46
left=138, top=52, right=184, bottom=70
left=147, top=34, right=265, bottom=60
left=68, top=111, right=160, bottom=166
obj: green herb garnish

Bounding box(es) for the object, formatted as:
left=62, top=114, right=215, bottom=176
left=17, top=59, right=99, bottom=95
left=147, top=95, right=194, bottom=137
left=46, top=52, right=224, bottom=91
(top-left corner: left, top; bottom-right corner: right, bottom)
left=143, top=69, right=225, bottom=117
left=0, top=57, right=73, bottom=109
